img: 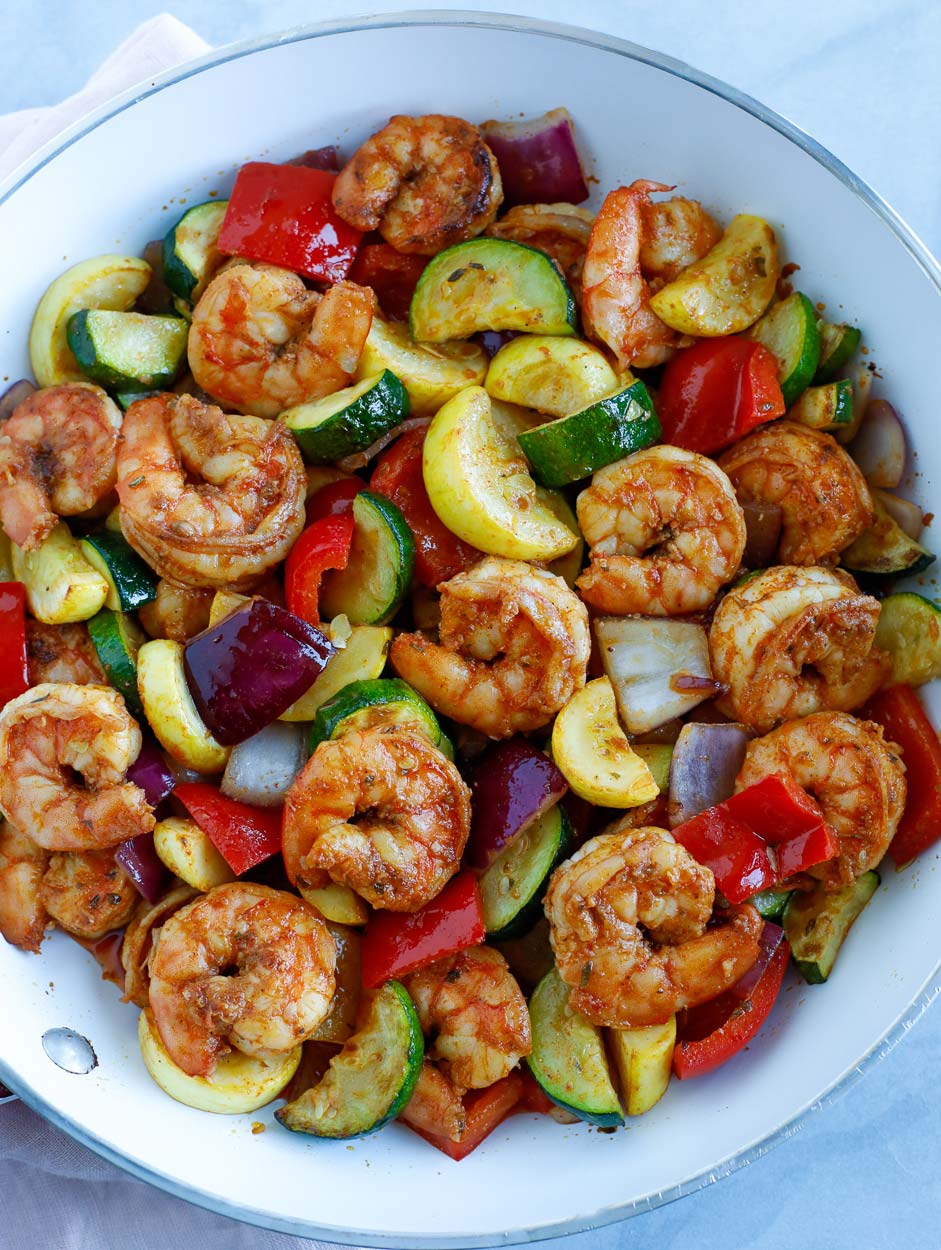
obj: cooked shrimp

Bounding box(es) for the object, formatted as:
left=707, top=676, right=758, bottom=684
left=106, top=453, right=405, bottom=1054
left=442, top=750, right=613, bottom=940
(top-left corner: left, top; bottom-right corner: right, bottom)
left=576, top=445, right=746, bottom=616
left=148, top=882, right=336, bottom=1078
left=26, top=621, right=106, bottom=686
left=736, top=711, right=906, bottom=888
left=0, top=382, right=122, bottom=550
left=0, top=821, right=49, bottom=953
left=710, top=565, right=890, bottom=732
left=718, top=421, right=873, bottom=564
left=122, top=883, right=199, bottom=1009
left=399, top=1061, right=467, bottom=1142
left=188, top=263, right=374, bottom=418
left=40, top=849, right=137, bottom=939
left=283, top=727, right=471, bottom=912
left=116, top=394, right=306, bottom=590
left=545, top=827, right=762, bottom=1028
left=582, top=182, right=719, bottom=368
left=405, top=946, right=531, bottom=1090
left=0, top=683, right=153, bottom=851
left=137, top=578, right=214, bottom=642
left=333, top=114, right=503, bottom=255
left=487, top=202, right=593, bottom=293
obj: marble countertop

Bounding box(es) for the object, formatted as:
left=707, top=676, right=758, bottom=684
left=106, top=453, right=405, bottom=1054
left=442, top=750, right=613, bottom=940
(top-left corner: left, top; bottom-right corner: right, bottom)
left=1, top=4, right=939, bottom=1249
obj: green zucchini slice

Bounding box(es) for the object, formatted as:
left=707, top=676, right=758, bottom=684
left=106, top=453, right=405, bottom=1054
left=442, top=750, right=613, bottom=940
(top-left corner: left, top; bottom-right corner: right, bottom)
left=283, top=370, right=409, bottom=464
left=748, top=888, right=795, bottom=921
left=480, top=804, right=573, bottom=940
left=517, top=380, right=660, bottom=488
left=80, top=530, right=158, bottom=611
left=784, top=871, right=879, bottom=984
left=162, top=200, right=229, bottom=301
left=787, top=379, right=853, bottom=432
left=67, top=310, right=188, bottom=391
left=814, top=322, right=862, bottom=383
left=309, top=677, right=446, bottom=754
left=527, top=967, right=623, bottom=1127
left=86, top=607, right=147, bottom=717
left=409, top=238, right=576, bottom=342
left=319, top=491, right=415, bottom=625
left=841, top=497, right=937, bottom=580
left=275, top=980, right=423, bottom=1138
left=874, top=591, right=941, bottom=685
left=114, top=390, right=159, bottom=412
left=747, top=291, right=820, bottom=407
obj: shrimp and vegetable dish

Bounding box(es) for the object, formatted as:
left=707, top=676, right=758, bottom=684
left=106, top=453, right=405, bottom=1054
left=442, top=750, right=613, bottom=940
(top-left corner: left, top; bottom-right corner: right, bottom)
left=3, top=105, right=940, bottom=1158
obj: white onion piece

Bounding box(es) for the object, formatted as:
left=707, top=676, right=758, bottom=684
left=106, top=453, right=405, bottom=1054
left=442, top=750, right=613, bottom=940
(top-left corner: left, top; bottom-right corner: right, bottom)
left=871, top=488, right=924, bottom=541
left=848, top=398, right=907, bottom=488
left=221, top=721, right=310, bottom=807
left=668, top=722, right=751, bottom=828
left=595, top=617, right=716, bottom=735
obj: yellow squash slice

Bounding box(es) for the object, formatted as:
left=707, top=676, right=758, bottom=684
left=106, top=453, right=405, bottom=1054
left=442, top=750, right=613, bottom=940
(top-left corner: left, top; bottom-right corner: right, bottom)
left=12, top=523, right=109, bottom=624
left=485, top=335, right=618, bottom=417
left=136, top=638, right=230, bottom=773
left=608, top=1017, right=676, bottom=1116
left=551, top=677, right=658, bottom=807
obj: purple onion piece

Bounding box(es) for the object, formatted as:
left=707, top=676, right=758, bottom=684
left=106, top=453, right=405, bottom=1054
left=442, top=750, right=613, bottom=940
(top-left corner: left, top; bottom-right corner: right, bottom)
left=668, top=722, right=752, bottom=828
left=466, top=738, right=568, bottom=869
left=481, top=108, right=589, bottom=207
left=741, top=500, right=783, bottom=568
left=872, top=488, right=924, bottom=540
left=184, top=599, right=335, bottom=746
left=847, top=398, right=907, bottom=489
left=0, top=379, right=36, bottom=422
left=126, top=737, right=176, bottom=808
left=287, top=145, right=340, bottom=171
left=731, top=921, right=785, bottom=1001
left=475, top=330, right=521, bottom=359
left=115, top=835, right=166, bottom=903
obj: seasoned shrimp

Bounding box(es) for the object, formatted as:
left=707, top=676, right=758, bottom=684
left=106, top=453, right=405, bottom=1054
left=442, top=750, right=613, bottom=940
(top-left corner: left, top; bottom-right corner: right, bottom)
left=0, top=382, right=122, bottom=550
left=40, top=849, right=137, bottom=939
left=283, top=727, right=471, bottom=912
left=399, top=1061, right=467, bottom=1142
left=26, top=621, right=105, bottom=686
left=116, top=394, right=306, bottom=590
left=122, top=883, right=199, bottom=1008
left=710, top=565, right=890, bottom=732
left=0, top=821, right=49, bottom=953
left=138, top=578, right=214, bottom=642
left=582, top=182, right=719, bottom=368
left=405, top=946, right=531, bottom=1090
left=576, top=445, right=746, bottom=616
left=188, top=263, right=374, bottom=418
left=333, top=114, right=503, bottom=255
left=487, top=203, right=593, bottom=293
left=391, top=558, right=589, bottom=738
left=718, top=421, right=873, bottom=564
left=148, top=882, right=336, bottom=1078
left=545, top=827, right=762, bottom=1028
left=736, top=711, right=906, bottom=888
left=0, top=683, right=153, bottom=851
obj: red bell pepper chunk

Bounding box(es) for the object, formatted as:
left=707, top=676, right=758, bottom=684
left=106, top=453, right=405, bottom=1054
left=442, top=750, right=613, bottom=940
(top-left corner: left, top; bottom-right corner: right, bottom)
left=723, top=774, right=823, bottom=841
left=673, top=805, right=776, bottom=903
left=673, top=931, right=790, bottom=1079
left=217, top=162, right=362, bottom=283
left=407, top=1071, right=525, bottom=1161
left=0, top=583, right=29, bottom=708
left=284, top=512, right=355, bottom=625
left=173, top=783, right=282, bottom=876
left=360, top=871, right=485, bottom=989
left=864, top=684, right=941, bottom=866
left=348, top=243, right=427, bottom=322
left=305, top=477, right=365, bottom=524
left=371, top=427, right=481, bottom=587
left=656, top=338, right=786, bottom=455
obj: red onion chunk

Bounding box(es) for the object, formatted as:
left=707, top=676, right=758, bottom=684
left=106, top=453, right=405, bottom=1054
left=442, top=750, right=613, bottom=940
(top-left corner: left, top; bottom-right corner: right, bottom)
left=475, top=330, right=520, bottom=359
left=0, top=379, right=35, bottom=422
left=467, top=739, right=568, bottom=869
left=115, top=835, right=166, bottom=903
left=126, top=737, right=176, bottom=808
left=184, top=599, right=335, bottom=746
left=872, top=488, right=924, bottom=540
left=730, top=921, right=785, bottom=1001
left=481, top=108, right=589, bottom=207
left=741, top=500, right=783, bottom=568
left=668, top=722, right=751, bottom=828
left=288, top=145, right=340, bottom=171
left=848, top=398, right=907, bottom=488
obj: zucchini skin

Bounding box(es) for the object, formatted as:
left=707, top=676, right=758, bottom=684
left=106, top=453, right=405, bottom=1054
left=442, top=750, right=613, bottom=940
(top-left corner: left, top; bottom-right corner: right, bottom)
left=319, top=491, right=415, bottom=625
left=480, top=806, right=573, bottom=940
left=284, top=370, right=408, bottom=464
left=86, top=607, right=145, bottom=717
left=748, top=291, right=820, bottom=407
left=308, top=676, right=443, bottom=753
left=814, top=322, right=861, bottom=384
left=841, top=497, right=937, bottom=581
left=784, top=871, right=880, bottom=984
left=80, top=530, right=158, bottom=611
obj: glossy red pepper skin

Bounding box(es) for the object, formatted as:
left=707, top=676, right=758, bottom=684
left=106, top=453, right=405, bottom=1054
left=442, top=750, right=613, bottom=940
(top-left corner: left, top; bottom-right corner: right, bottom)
left=656, top=338, right=785, bottom=455
left=673, top=805, right=776, bottom=903
left=864, top=685, right=941, bottom=866
left=173, top=783, right=282, bottom=875
left=406, top=1071, right=525, bottom=1161
left=371, top=428, right=481, bottom=587
left=723, top=775, right=823, bottom=840
left=360, top=871, right=485, bottom=989
left=348, top=243, right=427, bottom=322
left=217, top=162, right=362, bottom=283
left=673, top=937, right=790, bottom=1078
left=284, top=513, right=355, bottom=625
left=305, top=477, right=365, bottom=524
left=0, top=583, right=29, bottom=708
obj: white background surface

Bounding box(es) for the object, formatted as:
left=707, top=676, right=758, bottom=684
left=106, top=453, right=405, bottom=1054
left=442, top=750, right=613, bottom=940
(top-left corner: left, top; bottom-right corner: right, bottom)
left=1, top=4, right=940, bottom=1248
